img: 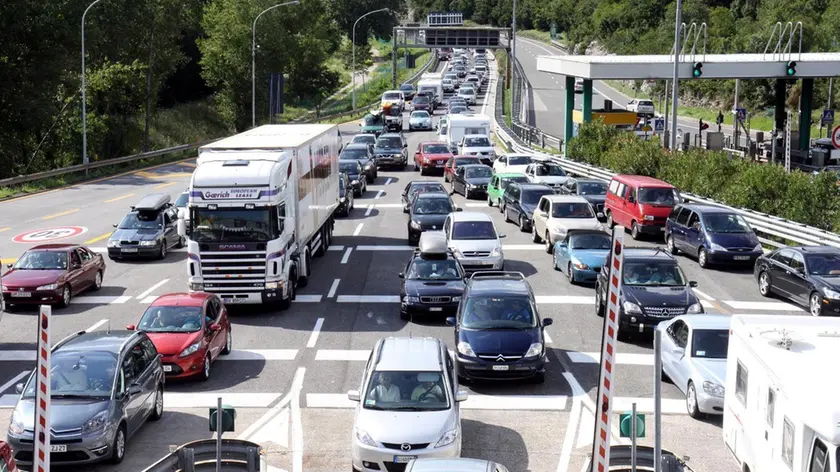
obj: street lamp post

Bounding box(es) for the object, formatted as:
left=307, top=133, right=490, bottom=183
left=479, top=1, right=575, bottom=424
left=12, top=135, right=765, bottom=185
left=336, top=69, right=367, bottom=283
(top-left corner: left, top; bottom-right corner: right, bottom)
left=81, top=0, right=106, bottom=168
left=252, top=0, right=300, bottom=129
left=669, top=0, right=684, bottom=150
left=352, top=8, right=390, bottom=110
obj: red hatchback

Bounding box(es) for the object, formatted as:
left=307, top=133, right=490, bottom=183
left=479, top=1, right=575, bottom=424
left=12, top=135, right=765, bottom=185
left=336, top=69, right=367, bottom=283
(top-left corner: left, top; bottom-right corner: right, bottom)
left=1, top=244, right=105, bottom=309
left=413, top=142, right=454, bottom=175
left=128, top=292, right=231, bottom=381
left=443, top=156, right=482, bottom=182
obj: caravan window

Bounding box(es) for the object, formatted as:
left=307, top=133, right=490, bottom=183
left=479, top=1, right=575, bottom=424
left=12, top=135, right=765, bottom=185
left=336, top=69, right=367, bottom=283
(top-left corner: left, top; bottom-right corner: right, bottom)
left=782, top=417, right=795, bottom=468
left=465, top=127, right=485, bottom=135
left=735, top=361, right=748, bottom=406
left=809, top=438, right=830, bottom=472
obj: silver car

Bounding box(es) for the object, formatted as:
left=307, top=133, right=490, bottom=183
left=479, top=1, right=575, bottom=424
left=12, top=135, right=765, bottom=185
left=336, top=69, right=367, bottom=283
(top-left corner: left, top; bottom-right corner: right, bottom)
left=349, top=337, right=467, bottom=471
left=409, top=111, right=433, bottom=131
left=443, top=212, right=506, bottom=272
left=656, top=314, right=731, bottom=418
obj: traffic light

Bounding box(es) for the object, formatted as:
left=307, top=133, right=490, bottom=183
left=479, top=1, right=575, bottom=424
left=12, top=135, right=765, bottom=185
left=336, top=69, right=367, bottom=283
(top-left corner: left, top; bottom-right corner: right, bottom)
left=209, top=405, right=236, bottom=432
left=692, top=62, right=703, bottom=78
left=700, top=119, right=709, bottom=131
left=786, top=61, right=797, bottom=76
left=619, top=412, right=646, bottom=438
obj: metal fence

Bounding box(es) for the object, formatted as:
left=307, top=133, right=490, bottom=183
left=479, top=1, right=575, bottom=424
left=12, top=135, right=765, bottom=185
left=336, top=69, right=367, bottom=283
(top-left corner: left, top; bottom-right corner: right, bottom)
left=142, top=439, right=264, bottom=472
left=506, top=53, right=562, bottom=151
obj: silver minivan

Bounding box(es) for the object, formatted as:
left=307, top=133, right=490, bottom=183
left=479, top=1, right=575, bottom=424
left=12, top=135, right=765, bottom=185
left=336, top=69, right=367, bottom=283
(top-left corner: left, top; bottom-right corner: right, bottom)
left=442, top=212, right=506, bottom=272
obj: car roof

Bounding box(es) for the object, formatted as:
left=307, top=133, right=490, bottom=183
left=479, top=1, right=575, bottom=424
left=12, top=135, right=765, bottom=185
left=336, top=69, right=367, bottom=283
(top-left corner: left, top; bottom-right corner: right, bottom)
left=567, top=229, right=610, bottom=237
left=623, top=247, right=675, bottom=261
left=571, top=178, right=607, bottom=184
left=676, top=203, right=735, bottom=215
left=514, top=183, right=554, bottom=191
left=343, top=143, right=369, bottom=150
left=375, top=337, right=443, bottom=371
left=379, top=133, right=402, bottom=138
left=415, top=191, right=450, bottom=200
left=454, top=156, right=481, bottom=161
left=450, top=211, right=492, bottom=223
left=495, top=172, right=527, bottom=178
left=28, top=244, right=80, bottom=252
left=150, top=292, right=211, bottom=307
left=420, top=141, right=448, bottom=146
left=467, top=272, right=532, bottom=297
left=461, top=164, right=491, bottom=170
left=543, top=194, right=589, bottom=203
left=409, top=180, right=445, bottom=187
left=785, top=246, right=840, bottom=256
left=59, top=330, right=138, bottom=353
left=612, top=175, right=674, bottom=188
left=353, top=133, right=377, bottom=138
left=676, top=314, right=732, bottom=330
left=407, top=458, right=496, bottom=472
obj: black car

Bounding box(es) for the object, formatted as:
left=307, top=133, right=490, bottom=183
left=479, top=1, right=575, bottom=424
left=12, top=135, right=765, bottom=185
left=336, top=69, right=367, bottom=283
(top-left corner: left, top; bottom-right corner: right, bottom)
left=755, top=246, right=840, bottom=317
left=500, top=182, right=556, bottom=232
left=108, top=193, right=183, bottom=260
left=337, top=172, right=354, bottom=216
left=374, top=133, right=408, bottom=168
left=447, top=271, right=553, bottom=383
left=339, top=160, right=366, bottom=196
left=399, top=83, right=416, bottom=101
left=340, top=143, right=377, bottom=182
left=402, top=180, right=447, bottom=212
left=399, top=231, right=466, bottom=320
left=558, top=178, right=609, bottom=218
left=450, top=164, right=493, bottom=199
left=595, top=248, right=703, bottom=339
left=407, top=192, right=459, bottom=245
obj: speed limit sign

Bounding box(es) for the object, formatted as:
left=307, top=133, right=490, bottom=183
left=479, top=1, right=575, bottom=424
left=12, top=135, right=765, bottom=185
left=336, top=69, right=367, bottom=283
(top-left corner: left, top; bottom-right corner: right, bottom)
left=12, top=226, right=87, bottom=244
left=832, top=125, right=840, bottom=149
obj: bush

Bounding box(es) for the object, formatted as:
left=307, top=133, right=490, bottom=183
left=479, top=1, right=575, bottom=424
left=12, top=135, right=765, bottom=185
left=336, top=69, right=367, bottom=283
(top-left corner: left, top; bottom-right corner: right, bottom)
left=566, top=121, right=840, bottom=231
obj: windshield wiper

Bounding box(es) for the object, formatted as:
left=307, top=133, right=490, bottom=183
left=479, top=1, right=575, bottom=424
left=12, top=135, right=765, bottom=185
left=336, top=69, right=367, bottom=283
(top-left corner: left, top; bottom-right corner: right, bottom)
left=472, top=326, right=522, bottom=331
left=363, top=405, right=386, bottom=410
left=52, top=394, right=108, bottom=399
left=388, top=406, right=425, bottom=411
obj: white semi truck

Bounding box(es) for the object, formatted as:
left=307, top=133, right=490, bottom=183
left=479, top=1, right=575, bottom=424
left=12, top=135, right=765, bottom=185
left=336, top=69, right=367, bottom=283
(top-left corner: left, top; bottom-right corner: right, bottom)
left=180, top=124, right=340, bottom=309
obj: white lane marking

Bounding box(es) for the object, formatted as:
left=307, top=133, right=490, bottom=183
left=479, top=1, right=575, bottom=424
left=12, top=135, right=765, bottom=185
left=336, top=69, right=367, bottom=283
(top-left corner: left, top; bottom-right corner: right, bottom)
left=327, top=245, right=345, bottom=252
left=163, top=392, right=283, bottom=408
left=293, top=295, right=322, bottom=303
left=291, top=368, right=305, bottom=472
left=136, top=279, right=170, bottom=300
left=0, top=372, right=30, bottom=395
left=340, top=247, right=353, bottom=264
left=577, top=408, right=595, bottom=448
left=535, top=295, right=595, bottom=304
left=544, top=331, right=554, bottom=344
left=249, top=406, right=289, bottom=448
left=567, top=351, right=654, bottom=366
left=306, top=318, right=325, bottom=348
left=368, top=203, right=402, bottom=208
left=0, top=351, right=34, bottom=362
left=0, top=395, right=21, bottom=408
left=353, top=223, right=363, bottom=236
left=327, top=279, right=340, bottom=298
left=502, top=244, right=544, bottom=250
left=85, top=319, right=108, bottom=332
left=723, top=300, right=804, bottom=311
left=315, top=349, right=371, bottom=361
left=219, top=349, right=299, bottom=361
left=73, top=295, right=131, bottom=304
left=613, top=397, right=688, bottom=415
left=464, top=203, right=486, bottom=207
left=356, top=245, right=413, bottom=251
left=374, top=190, right=385, bottom=199
left=238, top=367, right=305, bottom=441
left=558, top=372, right=584, bottom=472
left=336, top=295, right=401, bottom=303
left=692, top=288, right=715, bottom=301
left=305, top=393, right=568, bottom=410
left=700, top=300, right=715, bottom=309
left=384, top=178, right=392, bottom=185
left=365, top=205, right=374, bottom=216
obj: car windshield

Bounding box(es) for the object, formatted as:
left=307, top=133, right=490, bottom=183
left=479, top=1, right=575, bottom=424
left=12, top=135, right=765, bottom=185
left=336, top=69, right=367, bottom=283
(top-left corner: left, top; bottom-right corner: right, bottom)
left=411, top=111, right=430, bottom=119
left=340, top=148, right=367, bottom=160
left=465, top=167, right=492, bottom=178
left=691, top=329, right=729, bottom=359
left=175, top=192, right=189, bottom=208
left=423, top=144, right=449, bottom=154
left=13, top=251, right=68, bottom=270
left=400, top=85, right=414, bottom=92
left=352, top=135, right=375, bottom=145
left=535, top=164, right=566, bottom=176
left=362, top=115, right=381, bottom=125
left=452, top=221, right=496, bottom=240
left=552, top=202, right=595, bottom=219
left=376, top=137, right=401, bottom=148
left=383, top=93, right=400, bottom=100
left=118, top=211, right=162, bottom=230
left=461, top=296, right=536, bottom=329
left=413, top=197, right=453, bottom=215
left=455, top=158, right=481, bottom=167
left=23, top=350, right=117, bottom=399
left=409, top=184, right=446, bottom=199
left=638, top=187, right=679, bottom=205
left=414, top=96, right=429, bottom=104
left=451, top=106, right=467, bottom=113
left=623, top=261, right=686, bottom=286
left=806, top=254, right=840, bottom=275
left=522, top=189, right=555, bottom=205
left=703, top=213, right=751, bottom=233
left=570, top=233, right=611, bottom=250
left=464, top=137, right=490, bottom=147
left=138, top=306, right=205, bottom=333
left=579, top=182, right=608, bottom=195
left=363, top=370, right=450, bottom=411
left=508, top=156, right=532, bottom=165
left=407, top=258, right=461, bottom=280
left=191, top=208, right=274, bottom=243
left=339, top=162, right=359, bottom=174
left=499, top=176, right=529, bottom=189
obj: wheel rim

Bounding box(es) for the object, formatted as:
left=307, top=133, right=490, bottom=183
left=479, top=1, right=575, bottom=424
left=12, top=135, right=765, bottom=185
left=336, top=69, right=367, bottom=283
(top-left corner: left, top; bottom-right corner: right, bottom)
left=204, top=356, right=210, bottom=378
left=811, top=294, right=821, bottom=316
left=545, top=233, right=551, bottom=251
left=687, top=385, right=697, bottom=414
left=226, top=331, right=232, bottom=352
left=116, top=429, right=125, bottom=458
left=699, top=250, right=706, bottom=266
left=95, top=272, right=102, bottom=288
left=155, top=389, right=163, bottom=415
left=63, top=287, right=70, bottom=305
left=759, top=273, right=769, bottom=294
left=161, top=244, right=166, bottom=257
left=667, top=237, right=674, bottom=252
left=632, top=222, right=638, bottom=237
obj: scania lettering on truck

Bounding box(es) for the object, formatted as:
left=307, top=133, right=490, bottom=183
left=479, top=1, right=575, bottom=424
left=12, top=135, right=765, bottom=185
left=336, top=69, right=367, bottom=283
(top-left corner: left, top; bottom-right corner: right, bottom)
left=181, top=124, right=340, bottom=309
left=723, top=314, right=840, bottom=472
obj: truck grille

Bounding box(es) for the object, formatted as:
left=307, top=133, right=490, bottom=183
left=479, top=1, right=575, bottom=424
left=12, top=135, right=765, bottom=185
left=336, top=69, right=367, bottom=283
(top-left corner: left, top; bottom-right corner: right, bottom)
left=200, top=251, right=266, bottom=292
left=643, top=306, right=686, bottom=318
left=420, top=296, right=451, bottom=304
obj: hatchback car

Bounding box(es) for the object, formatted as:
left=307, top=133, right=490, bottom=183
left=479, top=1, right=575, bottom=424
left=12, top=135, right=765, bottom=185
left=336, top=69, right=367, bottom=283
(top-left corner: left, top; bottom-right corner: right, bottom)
left=487, top=173, right=529, bottom=208
left=348, top=337, right=466, bottom=471
left=665, top=204, right=763, bottom=268
left=414, top=142, right=454, bottom=175
left=492, top=154, right=532, bottom=175
left=108, top=193, right=183, bottom=260
left=7, top=330, right=165, bottom=466
left=443, top=156, right=482, bottom=183
left=523, top=161, right=568, bottom=189
left=558, top=178, right=609, bottom=217
left=412, top=96, right=432, bottom=113
left=449, top=164, right=494, bottom=199
left=402, top=181, right=448, bottom=213
left=341, top=143, right=378, bottom=182
left=531, top=195, right=605, bottom=253
left=553, top=230, right=612, bottom=284
left=2, top=244, right=105, bottom=309
left=127, top=292, right=232, bottom=380
left=340, top=160, right=367, bottom=197
left=399, top=232, right=466, bottom=319
left=754, top=245, right=840, bottom=317
left=409, top=110, right=433, bottom=131
left=443, top=212, right=506, bottom=273
left=457, top=88, right=476, bottom=105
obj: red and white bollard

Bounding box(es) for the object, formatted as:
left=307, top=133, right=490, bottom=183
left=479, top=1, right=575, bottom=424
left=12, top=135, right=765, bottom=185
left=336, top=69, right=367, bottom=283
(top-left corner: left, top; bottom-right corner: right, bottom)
left=33, top=305, right=51, bottom=472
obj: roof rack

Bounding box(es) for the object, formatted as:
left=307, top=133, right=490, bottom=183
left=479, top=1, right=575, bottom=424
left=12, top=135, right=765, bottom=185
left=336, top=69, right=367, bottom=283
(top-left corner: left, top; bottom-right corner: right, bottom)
left=469, top=271, right=526, bottom=281
left=132, top=193, right=171, bottom=212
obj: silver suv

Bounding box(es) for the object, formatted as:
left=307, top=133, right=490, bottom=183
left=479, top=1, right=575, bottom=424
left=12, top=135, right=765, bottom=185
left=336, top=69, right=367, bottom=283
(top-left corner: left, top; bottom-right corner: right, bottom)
left=348, top=337, right=467, bottom=471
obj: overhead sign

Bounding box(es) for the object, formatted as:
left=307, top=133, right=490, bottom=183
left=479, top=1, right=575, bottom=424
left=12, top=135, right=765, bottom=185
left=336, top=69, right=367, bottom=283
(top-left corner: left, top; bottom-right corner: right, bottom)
left=832, top=125, right=840, bottom=149
left=201, top=189, right=262, bottom=200
left=13, top=226, right=87, bottom=244
left=735, top=108, right=747, bottom=123
left=822, top=109, right=835, bottom=125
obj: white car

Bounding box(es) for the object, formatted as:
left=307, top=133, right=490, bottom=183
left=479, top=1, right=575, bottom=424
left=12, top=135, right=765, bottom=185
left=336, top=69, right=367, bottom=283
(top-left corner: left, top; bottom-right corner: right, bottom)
left=524, top=161, right=569, bottom=189
left=458, top=134, right=495, bottom=160
left=442, top=78, right=455, bottom=93
left=493, top=154, right=533, bottom=175
left=627, top=99, right=656, bottom=116
left=443, top=73, right=460, bottom=88
left=656, top=314, right=731, bottom=418
left=442, top=212, right=506, bottom=272
left=457, top=88, right=476, bottom=105
left=464, top=76, right=480, bottom=90
left=531, top=195, right=605, bottom=252
left=381, top=90, right=405, bottom=111
left=408, top=110, right=433, bottom=131
left=349, top=337, right=466, bottom=471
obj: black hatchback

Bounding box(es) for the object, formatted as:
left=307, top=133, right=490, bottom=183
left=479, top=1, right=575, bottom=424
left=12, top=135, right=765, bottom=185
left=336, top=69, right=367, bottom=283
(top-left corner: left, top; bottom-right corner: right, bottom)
left=755, top=245, right=840, bottom=317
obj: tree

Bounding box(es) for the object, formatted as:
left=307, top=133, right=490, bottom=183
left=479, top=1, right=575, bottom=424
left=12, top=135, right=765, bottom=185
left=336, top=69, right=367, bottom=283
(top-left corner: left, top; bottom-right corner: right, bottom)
left=331, top=0, right=407, bottom=45
left=307, top=69, right=342, bottom=117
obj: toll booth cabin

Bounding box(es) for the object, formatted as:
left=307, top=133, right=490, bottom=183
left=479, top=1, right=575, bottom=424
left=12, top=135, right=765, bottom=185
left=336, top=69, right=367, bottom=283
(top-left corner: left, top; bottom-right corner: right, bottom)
left=569, top=100, right=658, bottom=139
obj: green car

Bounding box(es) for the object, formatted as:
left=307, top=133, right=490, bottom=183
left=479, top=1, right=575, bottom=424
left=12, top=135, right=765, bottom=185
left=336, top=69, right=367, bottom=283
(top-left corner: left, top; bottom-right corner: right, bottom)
left=487, top=172, right=530, bottom=206
left=359, top=112, right=386, bottom=136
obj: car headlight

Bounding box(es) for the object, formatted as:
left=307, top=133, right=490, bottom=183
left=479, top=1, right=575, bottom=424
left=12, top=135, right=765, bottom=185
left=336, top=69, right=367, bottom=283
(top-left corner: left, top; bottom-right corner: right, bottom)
left=351, top=180, right=359, bottom=186
left=466, top=183, right=474, bottom=189
left=36, top=283, right=58, bottom=291
left=452, top=248, right=464, bottom=258
left=139, top=240, right=157, bottom=247
left=81, top=410, right=109, bottom=435
left=687, top=302, right=704, bottom=314
left=265, top=281, right=281, bottom=290
left=9, top=409, right=25, bottom=436
left=622, top=301, right=643, bottom=314
left=410, top=220, right=422, bottom=230
left=702, top=381, right=725, bottom=398
left=354, top=428, right=377, bottom=447
left=452, top=296, right=462, bottom=302
left=753, top=243, right=763, bottom=252
left=457, top=341, right=475, bottom=357
left=644, top=215, right=655, bottom=221
left=823, top=288, right=840, bottom=300
left=403, top=295, right=420, bottom=304
left=341, top=197, right=347, bottom=202
left=179, top=342, right=201, bottom=358
left=524, top=342, right=543, bottom=358
left=490, top=246, right=502, bottom=258
left=434, top=427, right=460, bottom=448
left=709, top=242, right=726, bottom=251
left=108, top=240, right=120, bottom=248
left=572, top=261, right=590, bottom=270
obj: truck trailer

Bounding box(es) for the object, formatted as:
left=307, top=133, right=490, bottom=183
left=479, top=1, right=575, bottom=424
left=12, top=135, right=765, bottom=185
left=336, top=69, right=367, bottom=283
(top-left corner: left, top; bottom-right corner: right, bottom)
left=181, top=124, right=340, bottom=309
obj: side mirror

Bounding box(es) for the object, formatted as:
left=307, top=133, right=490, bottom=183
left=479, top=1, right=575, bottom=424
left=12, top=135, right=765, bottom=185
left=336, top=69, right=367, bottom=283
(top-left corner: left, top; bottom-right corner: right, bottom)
left=177, top=218, right=186, bottom=238
left=6, top=263, right=12, bottom=269
left=113, top=223, right=118, bottom=228
left=347, top=390, right=360, bottom=402
left=125, top=324, right=136, bottom=331
left=456, top=207, right=464, bottom=212
left=597, top=212, right=605, bottom=219
left=558, top=242, right=567, bottom=248
left=445, top=317, right=456, bottom=326
left=128, top=384, right=142, bottom=396
left=456, top=390, right=468, bottom=402
left=209, top=323, right=222, bottom=332
left=542, top=318, right=554, bottom=327
left=398, top=272, right=404, bottom=279
left=689, top=281, right=698, bottom=288
left=15, top=383, right=24, bottom=394
left=498, top=234, right=507, bottom=239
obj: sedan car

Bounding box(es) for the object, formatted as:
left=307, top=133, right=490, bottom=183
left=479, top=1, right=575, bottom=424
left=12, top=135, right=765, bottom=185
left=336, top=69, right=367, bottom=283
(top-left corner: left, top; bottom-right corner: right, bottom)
left=492, top=154, right=533, bottom=175
left=524, top=161, right=569, bottom=190
left=402, top=181, right=448, bottom=213
left=754, top=245, right=840, bottom=316
left=657, top=315, right=731, bottom=418
left=443, top=156, right=482, bottom=183
left=450, top=164, right=493, bottom=199
left=407, top=192, right=459, bottom=245
left=409, top=110, right=433, bottom=131
left=340, top=143, right=378, bottom=182
left=553, top=230, right=612, bottom=284
left=128, top=292, right=231, bottom=381
left=2, top=244, right=105, bottom=309
left=413, top=142, right=454, bottom=175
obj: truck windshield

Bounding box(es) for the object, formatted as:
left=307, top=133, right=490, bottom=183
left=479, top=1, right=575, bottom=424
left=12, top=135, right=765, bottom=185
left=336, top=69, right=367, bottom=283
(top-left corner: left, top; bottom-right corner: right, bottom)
left=191, top=208, right=276, bottom=242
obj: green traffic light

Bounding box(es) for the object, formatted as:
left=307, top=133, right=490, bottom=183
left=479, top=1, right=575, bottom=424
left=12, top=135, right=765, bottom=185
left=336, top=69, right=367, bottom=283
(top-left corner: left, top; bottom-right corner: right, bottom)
left=693, top=69, right=701, bottom=77
left=787, top=68, right=795, bottom=76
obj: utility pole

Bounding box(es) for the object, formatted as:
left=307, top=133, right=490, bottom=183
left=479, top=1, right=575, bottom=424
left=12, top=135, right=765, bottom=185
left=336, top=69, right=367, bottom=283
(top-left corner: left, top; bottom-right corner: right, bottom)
left=669, top=0, right=683, bottom=151
left=663, top=81, right=670, bottom=148
left=512, top=0, right=517, bottom=69
left=733, top=79, right=740, bottom=149
left=654, top=329, right=663, bottom=472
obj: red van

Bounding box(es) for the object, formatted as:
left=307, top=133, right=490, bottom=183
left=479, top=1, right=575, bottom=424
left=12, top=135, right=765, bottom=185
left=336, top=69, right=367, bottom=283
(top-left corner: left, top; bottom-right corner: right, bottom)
left=604, top=175, right=680, bottom=239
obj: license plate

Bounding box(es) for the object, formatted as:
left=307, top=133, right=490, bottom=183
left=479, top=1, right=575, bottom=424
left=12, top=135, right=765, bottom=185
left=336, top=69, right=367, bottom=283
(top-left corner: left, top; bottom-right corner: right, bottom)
left=429, top=307, right=443, bottom=312
left=121, top=248, right=138, bottom=253
left=10, top=292, right=31, bottom=298
left=163, top=365, right=173, bottom=373
left=393, top=455, right=417, bottom=463
left=734, top=255, right=750, bottom=260
left=222, top=297, right=247, bottom=304
left=492, top=365, right=509, bottom=371
left=660, top=227, right=666, bottom=232
left=50, top=445, right=67, bottom=453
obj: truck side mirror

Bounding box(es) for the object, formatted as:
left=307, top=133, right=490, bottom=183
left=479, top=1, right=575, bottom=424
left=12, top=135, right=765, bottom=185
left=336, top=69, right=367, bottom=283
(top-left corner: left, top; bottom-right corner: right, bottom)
left=177, top=218, right=186, bottom=238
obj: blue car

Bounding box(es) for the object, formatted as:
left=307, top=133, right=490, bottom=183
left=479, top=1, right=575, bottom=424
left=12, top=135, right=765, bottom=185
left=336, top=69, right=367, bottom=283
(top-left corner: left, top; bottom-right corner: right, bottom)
left=665, top=203, right=763, bottom=268
left=553, top=230, right=612, bottom=284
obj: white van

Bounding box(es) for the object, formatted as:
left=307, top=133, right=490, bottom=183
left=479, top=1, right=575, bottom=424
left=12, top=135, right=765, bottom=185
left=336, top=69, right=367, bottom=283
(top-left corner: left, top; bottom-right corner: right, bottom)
left=723, top=314, right=840, bottom=472
left=441, top=113, right=491, bottom=153
left=416, top=79, right=443, bottom=107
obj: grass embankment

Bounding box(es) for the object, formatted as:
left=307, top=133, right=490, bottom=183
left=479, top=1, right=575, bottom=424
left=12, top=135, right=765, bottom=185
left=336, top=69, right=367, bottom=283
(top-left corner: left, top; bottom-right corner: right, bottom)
left=517, top=29, right=570, bottom=49
left=495, top=49, right=513, bottom=128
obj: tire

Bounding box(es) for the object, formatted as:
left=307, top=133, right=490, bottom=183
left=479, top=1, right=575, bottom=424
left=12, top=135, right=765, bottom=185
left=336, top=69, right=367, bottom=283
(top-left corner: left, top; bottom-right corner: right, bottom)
left=297, top=254, right=311, bottom=288
left=518, top=215, right=528, bottom=232
left=279, top=272, right=296, bottom=310
left=545, top=232, right=552, bottom=254
left=159, top=241, right=167, bottom=260
left=176, top=236, right=185, bottom=249
left=92, top=271, right=103, bottom=291
left=199, top=354, right=211, bottom=381
left=110, top=424, right=126, bottom=464
left=532, top=372, right=546, bottom=384
left=595, top=286, right=605, bottom=317
left=698, top=247, right=709, bottom=268
left=630, top=221, right=641, bottom=240
left=487, top=194, right=493, bottom=207
left=222, top=329, right=232, bottom=355
left=531, top=224, right=541, bottom=243
left=810, top=292, right=823, bottom=317
left=666, top=235, right=679, bottom=254
left=57, top=285, right=71, bottom=308
left=606, top=212, right=614, bottom=229
left=150, top=386, right=164, bottom=421
left=758, top=271, right=772, bottom=297
left=686, top=382, right=701, bottom=419
left=567, top=263, right=575, bottom=284
left=553, top=252, right=561, bottom=271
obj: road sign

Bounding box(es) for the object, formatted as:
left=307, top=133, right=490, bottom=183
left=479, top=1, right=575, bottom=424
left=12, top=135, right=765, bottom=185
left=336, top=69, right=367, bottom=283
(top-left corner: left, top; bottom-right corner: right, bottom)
left=654, top=118, right=665, bottom=131
left=641, top=125, right=652, bottom=132
left=34, top=305, right=51, bottom=472
left=832, top=125, right=840, bottom=149
left=822, top=109, right=835, bottom=125
left=619, top=412, right=646, bottom=438
left=12, top=226, right=87, bottom=244
left=735, top=108, right=747, bottom=122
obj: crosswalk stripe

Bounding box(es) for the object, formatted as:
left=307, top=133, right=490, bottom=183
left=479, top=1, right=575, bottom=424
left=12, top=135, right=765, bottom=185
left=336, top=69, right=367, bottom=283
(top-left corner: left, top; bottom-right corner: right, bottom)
left=304, top=393, right=569, bottom=410
left=723, top=300, right=803, bottom=311
left=567, top=351, right=654, bottom=366
left=336, top=295, right=400, bottom=303
left=293, top=295, right=323, bottom=303
left=219, top=349, right=299, bottom=361
left=613, top=397, right=686, bottom=414
left=74, top=295, right=132, bottom=304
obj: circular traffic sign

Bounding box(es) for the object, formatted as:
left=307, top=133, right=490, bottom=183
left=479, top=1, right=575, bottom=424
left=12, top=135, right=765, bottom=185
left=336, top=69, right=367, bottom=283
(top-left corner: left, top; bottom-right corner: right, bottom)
left=12, top=226, right=87, bottom=244
left=832, top=125, right=840, bottom=149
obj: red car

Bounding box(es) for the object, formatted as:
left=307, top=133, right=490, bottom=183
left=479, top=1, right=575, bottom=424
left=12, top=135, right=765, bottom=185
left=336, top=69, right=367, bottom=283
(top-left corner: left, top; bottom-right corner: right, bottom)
left=1, top=244, right=105, bottom=309
left=128, top=292, right=231, bottom=380
left=0, top=441, right=17, bottom=472
left=413, top=142, right=454, bottom=175
left=443, top=156, right=482, bottom=182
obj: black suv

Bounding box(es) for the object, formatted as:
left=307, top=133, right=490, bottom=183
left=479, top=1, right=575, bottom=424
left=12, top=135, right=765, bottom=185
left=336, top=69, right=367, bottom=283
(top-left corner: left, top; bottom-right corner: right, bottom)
left=399, top=231, right=466, bottom=320
left=447, top=272, right=553, bottom=383
left=374, top=133, right=408, bottom=169
left=595, top=247, right=703, bottom=339
left=501, top=183, right=556, bottom=232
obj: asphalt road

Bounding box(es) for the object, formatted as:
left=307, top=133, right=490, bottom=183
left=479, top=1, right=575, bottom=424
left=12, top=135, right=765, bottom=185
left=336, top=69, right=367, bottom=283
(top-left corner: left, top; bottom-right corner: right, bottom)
left=0, top=54, right=805, bottom=472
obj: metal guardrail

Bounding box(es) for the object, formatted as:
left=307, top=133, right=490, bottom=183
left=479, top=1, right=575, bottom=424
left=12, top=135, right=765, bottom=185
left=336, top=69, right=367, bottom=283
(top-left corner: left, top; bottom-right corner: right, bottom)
left=143, top=439, right=264, bottom=472
left=506, top=52, right=562, bottom=151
